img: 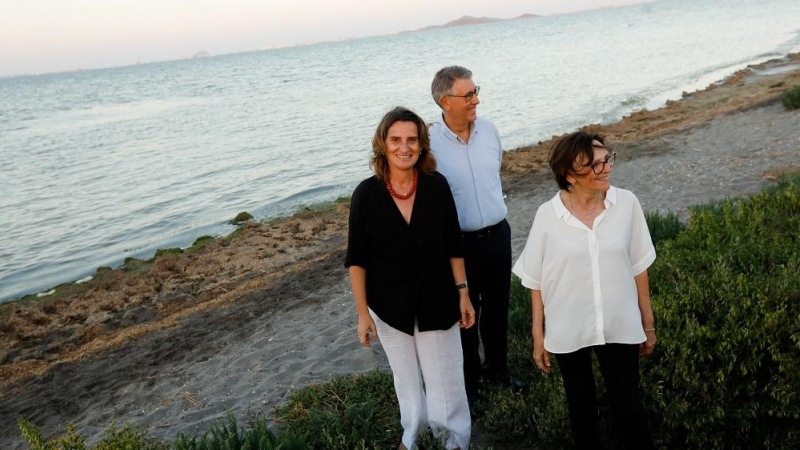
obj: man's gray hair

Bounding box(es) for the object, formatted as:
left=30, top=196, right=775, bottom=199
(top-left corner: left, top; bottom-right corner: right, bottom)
left=431, top=66, right=473, bottom=108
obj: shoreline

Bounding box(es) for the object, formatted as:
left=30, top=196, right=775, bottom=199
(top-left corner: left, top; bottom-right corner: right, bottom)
left=1, top=53, right=799, bottom=447
left=3, top=53, right=798, bottom=306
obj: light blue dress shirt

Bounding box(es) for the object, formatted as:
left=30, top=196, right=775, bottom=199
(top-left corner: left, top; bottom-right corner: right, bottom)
left=429, top=115, right=507, bottom=232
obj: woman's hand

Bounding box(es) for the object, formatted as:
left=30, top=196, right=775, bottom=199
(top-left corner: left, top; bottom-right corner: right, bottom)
left=357, top=314, right=378, bottom=347
left=635, top=271, right=656, bottom=357
left=640, top=329, right=656, bottom=356
left=530, top=289, right=550, bottom=373
left=533, top=339, right=552, bottom=374
left=459, top=293, right=475, bottom=329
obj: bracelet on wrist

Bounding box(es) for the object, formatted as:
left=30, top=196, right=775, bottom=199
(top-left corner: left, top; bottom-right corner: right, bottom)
left=644, top=327, right=656, bottom=332
left=455, top=281, right=468, bottom=290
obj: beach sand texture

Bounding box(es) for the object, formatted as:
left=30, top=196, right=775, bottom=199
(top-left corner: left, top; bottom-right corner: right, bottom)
left=1, top=54, right=799, bottom=448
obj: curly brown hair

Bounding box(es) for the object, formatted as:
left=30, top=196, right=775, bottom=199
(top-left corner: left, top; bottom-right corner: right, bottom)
left=370, top=106, right=437, bottom=181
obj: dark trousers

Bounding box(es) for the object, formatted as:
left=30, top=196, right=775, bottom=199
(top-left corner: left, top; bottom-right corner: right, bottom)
left=460, top=219, right=512, bottom=398
left=554, top=344, right=654, bottom=450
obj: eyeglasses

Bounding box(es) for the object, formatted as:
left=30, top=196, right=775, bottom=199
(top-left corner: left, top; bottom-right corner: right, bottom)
left=582, top=151, right=616, bottom=174
left=446, top=86, right=480, bottom=103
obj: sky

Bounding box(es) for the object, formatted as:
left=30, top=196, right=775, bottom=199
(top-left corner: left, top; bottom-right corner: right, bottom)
left=0, top=0, right=652, bottom=77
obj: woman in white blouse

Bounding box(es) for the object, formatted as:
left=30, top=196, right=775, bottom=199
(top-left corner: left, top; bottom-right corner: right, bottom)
left=513, top=131, right=656, bottom=450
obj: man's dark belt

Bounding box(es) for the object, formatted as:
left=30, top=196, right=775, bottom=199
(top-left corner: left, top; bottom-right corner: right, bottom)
left=462, top=220, right=503, bottom=239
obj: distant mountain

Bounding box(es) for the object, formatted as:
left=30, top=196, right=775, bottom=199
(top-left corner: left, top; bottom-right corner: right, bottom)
left=410, top=14, right=539, bottom=32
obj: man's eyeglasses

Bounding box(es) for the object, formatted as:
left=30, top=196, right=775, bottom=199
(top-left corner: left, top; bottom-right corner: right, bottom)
left=582, top=152, right=616, bottom=174
left=446, top=86, right=480, bottom=103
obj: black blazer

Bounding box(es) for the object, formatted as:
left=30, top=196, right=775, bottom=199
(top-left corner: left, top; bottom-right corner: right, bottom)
left=345, top=171, right=464, bottom=335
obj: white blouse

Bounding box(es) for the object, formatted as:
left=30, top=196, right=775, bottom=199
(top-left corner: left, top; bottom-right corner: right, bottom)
left=512, top=187, right=656, bottom=354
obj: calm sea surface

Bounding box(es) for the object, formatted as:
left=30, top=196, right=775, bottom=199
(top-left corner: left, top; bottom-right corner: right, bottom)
left=2, top=0, right=800, bottom=302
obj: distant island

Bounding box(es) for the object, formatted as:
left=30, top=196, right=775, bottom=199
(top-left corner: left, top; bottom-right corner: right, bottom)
left=407, top=13, right=539, bottom=32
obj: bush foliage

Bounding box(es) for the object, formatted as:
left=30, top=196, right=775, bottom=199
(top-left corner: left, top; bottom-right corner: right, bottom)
left=18, top=418, right=169, bottom=450
left=780, top=85, right=800, bottom=110
left=17, top=175, right=800, bottom=449
left=645, top=209, right=685, bottom=246
left=643, top=175, right=800, bottom=448
left=274, top=370, right=404, bottom=449
left=173, top=413, right=307, bottom=450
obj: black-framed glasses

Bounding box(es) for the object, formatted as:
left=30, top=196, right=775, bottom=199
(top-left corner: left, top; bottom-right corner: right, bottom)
left=446, top=86, right=480, bottom=103
left=583, top=152, right=616, bottom=174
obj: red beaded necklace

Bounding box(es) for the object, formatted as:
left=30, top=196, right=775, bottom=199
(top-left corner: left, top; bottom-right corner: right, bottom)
left=386, top=168, right=418, bottom=200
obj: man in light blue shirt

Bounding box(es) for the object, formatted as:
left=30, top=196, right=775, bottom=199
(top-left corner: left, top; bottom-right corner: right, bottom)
left=430, top=66, right=521, bottom=403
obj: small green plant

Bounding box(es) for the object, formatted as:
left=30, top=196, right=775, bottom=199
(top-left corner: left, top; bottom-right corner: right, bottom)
left=768, top=81, right=784, bottom=89
left=174, top=413, right=307, bottom=450
left=154, top=247, right=183, bottom=258
left=275, top=371, right=461, bottom=449
left=189, top=235, right=215, bottom=250
left=276, top=371, right=403, bottom=449
left=479, top=373, right=573, bottom=448
left=18, top=418, right=169, bottom=450
left=18, top=418, right=56, bottom=450
left=780, top=85, right=800, bottom=110
left=94, top=422, right=169, bottom=450
left=230, top=211, right=254, bottom=225
left=646, top=210, right=685, bottom=246
left=54, top=424, right=86, bottom=450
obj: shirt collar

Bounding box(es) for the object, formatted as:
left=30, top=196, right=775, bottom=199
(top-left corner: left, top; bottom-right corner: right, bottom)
left=437, top=113, right=477, bottom=144
left=552, top=186, right=617, bottom=218
left=605, top=186, right=618, bottom=205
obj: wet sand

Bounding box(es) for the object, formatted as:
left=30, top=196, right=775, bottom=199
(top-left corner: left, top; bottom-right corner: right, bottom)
left=1, top=54, right=799, bottom=448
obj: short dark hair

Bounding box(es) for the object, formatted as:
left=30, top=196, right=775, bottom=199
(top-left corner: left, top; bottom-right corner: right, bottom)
left=370, top=106, right=436, bottom=181
left=431, top=66, right=472, bottom=108
left=549, top=131, right=606, bottom=191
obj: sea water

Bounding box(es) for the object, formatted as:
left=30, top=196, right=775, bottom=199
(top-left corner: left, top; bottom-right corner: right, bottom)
left=2, top=0, right=800, bottom=302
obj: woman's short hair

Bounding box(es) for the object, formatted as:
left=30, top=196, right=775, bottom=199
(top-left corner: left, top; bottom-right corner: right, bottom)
left=431, top=66, right=472, bottom=108
left=370, top=106, right=437, bottom=181
left=549, top=131, right=606, bottom=191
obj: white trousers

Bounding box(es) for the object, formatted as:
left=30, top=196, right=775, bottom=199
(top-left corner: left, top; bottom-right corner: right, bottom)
left=370, top=310, right=471, bottom=450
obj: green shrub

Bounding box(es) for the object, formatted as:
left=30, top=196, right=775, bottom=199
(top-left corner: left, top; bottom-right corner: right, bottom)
left=275, top=370, right=404, bottom=449
left=174, top=413, right=307, bottom=450
left=644, top=174, right=800, bottom=448
left=18, top=415, right=304, bottom=450
left=781, top=85, right=800, bottom=110
left=646, top=210, right=685, bottom=246
left=275, top=371, right=456, bottom=449
left=18, top=418, right=169, bottom=450
left=17, top=418, right=56, bottom=450
left=479, top=370, right=573, bottom=448
left=94, top=422, right=170, bottom=450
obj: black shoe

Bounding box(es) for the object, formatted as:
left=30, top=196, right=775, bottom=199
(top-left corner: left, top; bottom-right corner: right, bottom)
left=484, top=371, right=527, bottom=392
